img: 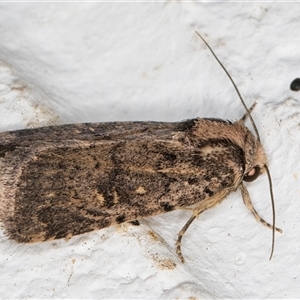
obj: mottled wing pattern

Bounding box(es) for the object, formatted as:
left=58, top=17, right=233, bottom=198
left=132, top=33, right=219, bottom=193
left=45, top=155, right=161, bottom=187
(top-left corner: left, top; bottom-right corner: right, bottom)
left=0, top=120, right=244, bottom=242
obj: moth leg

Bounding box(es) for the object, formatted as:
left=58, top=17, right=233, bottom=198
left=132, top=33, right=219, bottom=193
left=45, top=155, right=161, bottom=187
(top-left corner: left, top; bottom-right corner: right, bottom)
left=129, top=220, right=140, bottom=226
left=176, top=191, right=229, bottom=263
left=240, top=183, right=282, bottom=233
left=176, top=215, right=196, bottom=263
left=176, top=208, right=206, bottom=263
left=240, top=102, right=257, bottom=122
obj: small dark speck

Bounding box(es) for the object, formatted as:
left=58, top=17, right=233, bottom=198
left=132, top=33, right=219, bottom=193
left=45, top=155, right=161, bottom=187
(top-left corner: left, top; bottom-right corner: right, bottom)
left=290, top=78, right=300, bottom=91
left=116, top=215, right=126, bottom=223
left=130, top=220, right=140, bottom=226
left=188, top=178, right=198, bottom=185
left=160, top=202, right=174, bottom=212
left=163, top=153, right=177, bottom=161
left=204, top=187, right=214, bottom=197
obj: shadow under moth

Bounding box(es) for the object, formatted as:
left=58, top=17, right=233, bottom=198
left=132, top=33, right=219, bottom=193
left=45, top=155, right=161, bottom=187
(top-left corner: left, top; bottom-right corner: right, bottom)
left=0, top=32, right=281, bottom=263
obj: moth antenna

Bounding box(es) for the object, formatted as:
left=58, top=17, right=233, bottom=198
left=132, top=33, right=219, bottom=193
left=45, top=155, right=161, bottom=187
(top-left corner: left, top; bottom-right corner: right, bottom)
left=265, top=165, right=276, bottom=260
left=240, top=102, right=257, bottom=123
left=195, top=31, right=261, bottom=142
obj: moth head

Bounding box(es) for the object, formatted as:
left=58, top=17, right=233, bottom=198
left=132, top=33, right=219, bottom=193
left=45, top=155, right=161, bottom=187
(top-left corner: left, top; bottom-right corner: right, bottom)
left=243, top=139, right=268, bottom=182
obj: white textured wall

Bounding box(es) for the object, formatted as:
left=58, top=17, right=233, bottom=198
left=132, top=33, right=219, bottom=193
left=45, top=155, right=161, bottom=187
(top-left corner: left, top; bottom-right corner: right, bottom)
left=0, top=2, right=299, bottom=298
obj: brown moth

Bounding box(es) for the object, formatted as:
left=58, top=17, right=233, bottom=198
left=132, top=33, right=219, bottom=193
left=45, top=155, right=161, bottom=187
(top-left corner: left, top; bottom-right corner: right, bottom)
left=0, top=32, right=281, bottom=263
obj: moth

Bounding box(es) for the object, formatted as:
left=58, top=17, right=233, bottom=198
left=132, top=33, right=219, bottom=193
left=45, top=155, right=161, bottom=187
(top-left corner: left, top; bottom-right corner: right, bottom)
left=0, top=32, right=281, bottom=263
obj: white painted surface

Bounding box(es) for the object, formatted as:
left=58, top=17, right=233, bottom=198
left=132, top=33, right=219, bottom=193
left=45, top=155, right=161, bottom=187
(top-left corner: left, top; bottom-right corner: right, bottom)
left=0, top=2, right=299, bottom=298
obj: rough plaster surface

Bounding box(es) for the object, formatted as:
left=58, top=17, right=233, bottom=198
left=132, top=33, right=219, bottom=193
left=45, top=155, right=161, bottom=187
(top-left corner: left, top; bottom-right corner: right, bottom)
left=0, top=2, right=299, bottom=299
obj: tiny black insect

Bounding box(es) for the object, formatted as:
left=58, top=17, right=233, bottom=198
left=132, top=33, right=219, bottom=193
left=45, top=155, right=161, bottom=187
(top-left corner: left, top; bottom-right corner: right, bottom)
left=290, top=78, right=300, bottom=91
